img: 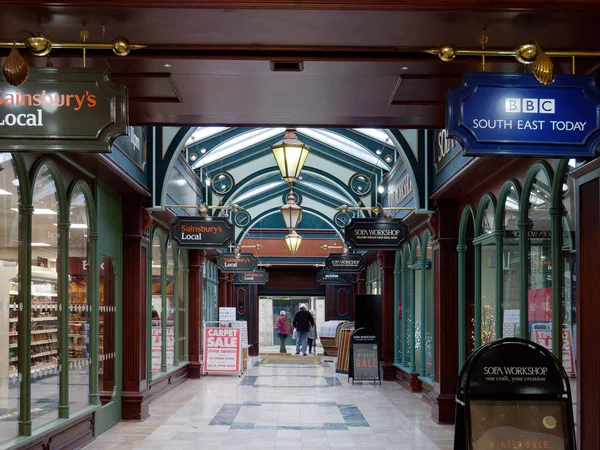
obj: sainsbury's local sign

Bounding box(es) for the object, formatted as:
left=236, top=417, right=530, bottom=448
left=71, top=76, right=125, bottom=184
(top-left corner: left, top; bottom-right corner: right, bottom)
left=447, top=72, right=600, bottom=157
left=170, top=217, right=235, bottom=249
left=0, top=68, right=127, bottom=152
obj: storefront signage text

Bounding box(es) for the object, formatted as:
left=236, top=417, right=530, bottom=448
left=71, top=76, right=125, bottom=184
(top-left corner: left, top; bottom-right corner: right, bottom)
left=387, top=175, right=412, bottom=206
left=344, top=218, right=409, bottom=250
left=316, top=270, right=353, bottom=285
left=0, top=68, right=127, bottom=152
left=203, top=327, right=241, bottom=374
left=217, top=253, right=258, bottom=272
left=233, top=270, right=269, bottom=284
left=170, top=217, right=235, bottom=249
left=325, top=253, right=366, bottom=273
left=447, top=72, right=600, bottom=157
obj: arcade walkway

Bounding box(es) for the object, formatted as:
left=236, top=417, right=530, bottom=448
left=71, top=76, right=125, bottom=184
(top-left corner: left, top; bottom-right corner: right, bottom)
left=82, top=357, right=454, bottom=449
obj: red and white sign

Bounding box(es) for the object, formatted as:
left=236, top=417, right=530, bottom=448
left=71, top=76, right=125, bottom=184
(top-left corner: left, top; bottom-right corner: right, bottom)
left=534, top=329, right=576, bottom=375
left=151, top=326, right=175, bottom=371
left=203, top=327, right=240, bottom=374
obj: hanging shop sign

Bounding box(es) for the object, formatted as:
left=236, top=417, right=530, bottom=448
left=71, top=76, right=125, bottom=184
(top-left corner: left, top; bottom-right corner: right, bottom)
left=348, top=328, right=381, bottom=385
left=203, top=327, right=241, bottom=375
left=447, top=72, right=600, bottom=158
left=217, top=253, right=258, bottom=272
left=316, top=270, right=353, bottom=285
left=344, top=218, right=409, bottom=250
left=325, top=253, right=366, bottom=274
left=233, top=270, right=269, bottom=284
left=170, top=217, right=235, bottom=249
left=453, top=338, right=576, bottom=450
left=0, top=68, right=127, bottom=152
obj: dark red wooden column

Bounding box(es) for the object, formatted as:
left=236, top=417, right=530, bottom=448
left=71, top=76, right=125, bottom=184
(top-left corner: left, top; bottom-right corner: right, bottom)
left=431, top=201, right=459, bottom=424
left=378, top=250, right=396, bottom=381
left=356, top=272, right=366, bottom=294
left=121, top=200, right=151, bottom=421
left=218, top=271, right=228, bottom=307
left=227, top=273, right=235, bottom=307
left=187, top=249, right=205, bottom=378
left=572, top=161, right=600, bottom=449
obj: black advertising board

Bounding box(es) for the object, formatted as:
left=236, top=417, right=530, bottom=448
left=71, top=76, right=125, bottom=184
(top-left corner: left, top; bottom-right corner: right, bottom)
left=316, top=270, right=353, bottom=285
left=344, top=218, right=409, bottom=250
left=348, top=328, right=381, bottom=385
left=233, top=270, right=269, bottom=284
left=324, top=253, right=366, bottom=273
left=454, top=338, right=576, bottom=450
left=217, top=253, right=258, bottom=272
left=170, top=217, right=235, bottom=249
left=0, top=68, right=127, bottom=152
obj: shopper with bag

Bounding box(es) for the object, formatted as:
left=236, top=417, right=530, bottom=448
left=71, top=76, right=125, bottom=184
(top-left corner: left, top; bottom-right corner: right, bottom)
left=292, top=304, right=315, bottom=356
left=275, top=311, right=289, bottom=354
left=307, top=309, right=318, bottom=355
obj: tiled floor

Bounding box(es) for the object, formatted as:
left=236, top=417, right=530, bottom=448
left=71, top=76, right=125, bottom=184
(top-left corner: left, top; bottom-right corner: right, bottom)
left=83, top=357, right=454, bottom=449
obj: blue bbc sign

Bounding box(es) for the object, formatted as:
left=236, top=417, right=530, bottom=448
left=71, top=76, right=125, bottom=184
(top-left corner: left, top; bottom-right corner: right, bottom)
left=447, top=72, right=600, bottom=157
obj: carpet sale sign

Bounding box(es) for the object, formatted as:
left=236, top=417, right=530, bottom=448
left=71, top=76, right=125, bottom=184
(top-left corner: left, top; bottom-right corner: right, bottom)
left=203, top=327, right=240, bottom=374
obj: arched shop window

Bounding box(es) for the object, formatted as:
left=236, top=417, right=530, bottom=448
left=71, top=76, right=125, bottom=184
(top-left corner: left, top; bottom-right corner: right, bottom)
left=367, top=261, right=381, bottom=294
left=177, top=248, right=188, bottom=364
left=394, top=250, right=402, bottom=365
left=410, top=236, right=421, bottom=373
left=524, top=165, right=553, bottom=342
left=165, top=242, right=175, bottom=370
left=67, top=184, right=91, bottom=414
left=457, top=205, right=476, bottom=368
left=422, top=232, right=434, bottom=380
left=31, top=163, right=62, bottom=429
left=203, top=259, right=218, bottom=324
left=498, top=182, right=521, bottom=338
left=0, top=154, right=21, bottom=444
left=402, top=244, right=412, bottom=368
left=475, top=195, right=497, bottom=347
left=150, top=230, right=165, bottom=375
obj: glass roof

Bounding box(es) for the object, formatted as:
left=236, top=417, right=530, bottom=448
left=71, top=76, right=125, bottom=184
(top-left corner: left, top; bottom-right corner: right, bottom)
left=297, top=180, right=353, bottom=204
left=185, top=127, right=230, bottom=147
left=192, top=128, right=285, bottom=169
left=232, top=181, right=285, bottom=203
left=352, top=128, right=392, bottom=146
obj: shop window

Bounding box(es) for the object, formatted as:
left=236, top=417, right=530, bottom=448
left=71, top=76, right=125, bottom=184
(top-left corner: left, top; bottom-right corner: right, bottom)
left=527, top=169, right=552, bottom=342
left=99, top=257, right=116, bottom=404
left=412, top=237, right=422, bottom=372
left=151, top=232, right=163, bottom=374
left=502, top=185, right=521, bottom=338
left=424, top=238, right=434, bottom=379
left=178, top=249, right=187, bottom=363
left=0, top=154, right=20, bottom=444
left=31, top=164, right=60, bottom=429
left=166, top=243, right=175, bottom=371
left=476, top=196, right=497, bottom=346
left=561, top=164, right=576, bottom=377
left=403, top=247, right=412, bottom=368
left=67, top=185, right=90, bottom=414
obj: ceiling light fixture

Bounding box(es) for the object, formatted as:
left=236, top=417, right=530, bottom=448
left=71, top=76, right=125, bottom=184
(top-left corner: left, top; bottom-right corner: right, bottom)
left=378, top=184, right=385, bottom=194
left=271, top=128, right=310, bottom=185
left=284, top=230, right=303, bottom=254
left=280, top=189, right=302, bottom=231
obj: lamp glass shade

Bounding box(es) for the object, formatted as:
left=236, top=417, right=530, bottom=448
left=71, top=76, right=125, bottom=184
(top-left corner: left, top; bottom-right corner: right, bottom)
left=280, top=191, right=302, bottom=230
left=271, top=129, right=310, bottom=183
left=284, top=231, right=303, bottom=254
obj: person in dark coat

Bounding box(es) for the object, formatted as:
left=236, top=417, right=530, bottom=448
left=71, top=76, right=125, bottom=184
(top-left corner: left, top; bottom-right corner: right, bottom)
left=293, top=304, right=315, bottom=356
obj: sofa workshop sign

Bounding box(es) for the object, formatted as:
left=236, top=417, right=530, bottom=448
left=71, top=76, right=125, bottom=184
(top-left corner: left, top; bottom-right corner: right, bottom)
left=447, top=72, right=600, bottom=158
left=344, top=218, right=409, bottom=250
left=317, top=270, right=353, bottom=285
left=170, top=217, right=234, bottom=249
left=325, top=253, right=366, bottom=273
left=218, top=253, right=258, bottom=272
left=0, top=68, right=127, bottom=152
left=233, top=270, right=269, bottom=284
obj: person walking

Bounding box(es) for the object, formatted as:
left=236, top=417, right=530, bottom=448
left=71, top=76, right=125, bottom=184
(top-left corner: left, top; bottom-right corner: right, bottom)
left=292, top=304, right=315, bottom=356
left=275, top=310, right=289, bottom=354
left=307, top=309, right=318, bottom=355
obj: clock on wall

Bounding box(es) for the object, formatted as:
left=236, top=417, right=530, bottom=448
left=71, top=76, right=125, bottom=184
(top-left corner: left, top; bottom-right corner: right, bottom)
left=349, top=174, right=372, bottom=196
left=212, top=172, right=234, bottom=195
left=233, top=210, right=251, bottom=228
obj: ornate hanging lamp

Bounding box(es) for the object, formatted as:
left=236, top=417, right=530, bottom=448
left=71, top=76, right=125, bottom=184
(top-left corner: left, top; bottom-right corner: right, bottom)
left=284, top=230, right=303, bottom=254
left=271, top=128, right=310, bottom=184
left=280, top=190, right=302, bottom=231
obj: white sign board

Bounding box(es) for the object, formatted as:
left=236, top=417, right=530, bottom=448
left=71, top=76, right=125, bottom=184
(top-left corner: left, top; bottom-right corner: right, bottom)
left=219, top=307, right=236, bottom=321
left=203, top=327, right=241, bottom=374
left=503, top=309, right=520, bottom=324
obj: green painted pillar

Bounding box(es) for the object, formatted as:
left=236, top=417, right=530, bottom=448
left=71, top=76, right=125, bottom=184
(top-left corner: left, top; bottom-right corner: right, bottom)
left=146, top=247, right=153, bottom=383
left=18, top=204, right=33, bottom=436
left=409, top=268, right=416, bottom=373
left=183, top=261, right=189, bottom=362
left=518, top=219, right=530, bottom=339
left=401, top=265, right=407, bottom=367
left=494, top=231, right=504, bottom=340
left=420, top=259, right=427, bottom=377
left=393, top=254, right=400, bottom=365
left=456, top=244, right=467, bottom=370
left=550, top=206, right=563, bottom=359
left=474, top=244, right=482, bottom=350
left=88, top=231, right=100, bottom=406
left=161, top=252, right=167, bottom=372
left=173, top=256, right=180, bottom=367
left=58, top=219, right=70, bottom=419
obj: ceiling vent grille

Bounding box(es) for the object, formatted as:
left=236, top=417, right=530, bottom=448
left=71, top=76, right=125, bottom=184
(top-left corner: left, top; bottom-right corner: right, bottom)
left=270, top=61, right=304, bottom=72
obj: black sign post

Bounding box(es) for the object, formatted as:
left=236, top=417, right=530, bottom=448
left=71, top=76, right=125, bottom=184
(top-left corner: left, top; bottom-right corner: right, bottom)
left=454, top=338, right=576, bottom=450
left=0, top=68, right=127, bottom=152
left=233, top=270, right=269, bottom=284
left=324, top=253, right=366, bottom=273
left=348, top=328, right=381, bottom=385
left=170, top=217, right=235, bottom=249
left=344, top=218, right=409, bottom=251
left=316, top=271, right=353, bottom=285
left=217, top=253, right=258, bottom=272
